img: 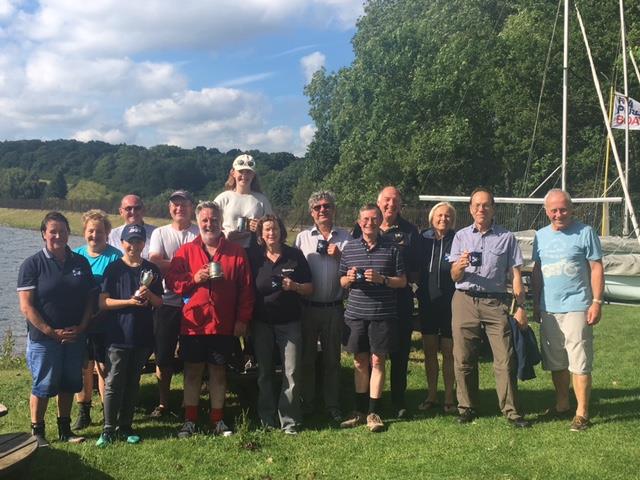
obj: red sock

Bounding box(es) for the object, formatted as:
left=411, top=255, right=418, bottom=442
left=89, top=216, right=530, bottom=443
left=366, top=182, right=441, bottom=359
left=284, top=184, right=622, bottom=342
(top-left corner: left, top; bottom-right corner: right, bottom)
left=185, top=405, right=198, bottom=422
left=209, top=408, right=223, bottom=424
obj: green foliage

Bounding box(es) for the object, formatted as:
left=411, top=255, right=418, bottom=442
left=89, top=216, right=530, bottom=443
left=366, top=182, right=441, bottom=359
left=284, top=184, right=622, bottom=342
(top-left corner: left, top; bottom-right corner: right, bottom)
left=44, top=168, right=68, bottom=199
left=67, top=179, right=118, bottom=203
left=0, top=328, right=22, bottom=368
left=305, top=0, right=640, bottom=209
left=0, top=167, right=45, bottom=199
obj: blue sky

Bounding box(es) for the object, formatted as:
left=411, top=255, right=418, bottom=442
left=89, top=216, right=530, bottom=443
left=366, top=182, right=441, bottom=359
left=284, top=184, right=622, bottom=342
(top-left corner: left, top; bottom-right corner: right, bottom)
left=0, top=0, right=362, bottom=155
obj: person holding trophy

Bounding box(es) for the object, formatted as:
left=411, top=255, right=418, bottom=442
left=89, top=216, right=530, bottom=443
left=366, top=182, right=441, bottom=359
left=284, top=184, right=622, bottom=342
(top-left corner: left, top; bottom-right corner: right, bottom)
left=96, top=224, right=163, bottom=447
left=165, top=201, right=254, bottom=438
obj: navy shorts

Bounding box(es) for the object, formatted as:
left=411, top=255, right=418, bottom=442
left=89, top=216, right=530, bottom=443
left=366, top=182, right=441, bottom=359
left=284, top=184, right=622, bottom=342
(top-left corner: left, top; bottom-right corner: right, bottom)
left=179, top=335, right=235, bottom=366
left=27, top=336, right=85, bottom=397
left=342, top=318, right=395, bottom=356
left=419, top=295, right=453, bottom=338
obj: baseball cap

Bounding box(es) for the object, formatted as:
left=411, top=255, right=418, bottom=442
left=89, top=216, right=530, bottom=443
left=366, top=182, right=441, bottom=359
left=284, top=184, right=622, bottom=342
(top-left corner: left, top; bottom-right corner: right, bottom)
left=232, top=154, right=256, bottom=172
left=169, top=190, right=194, bottom=204
left=121, top=224, right=146, bottom=242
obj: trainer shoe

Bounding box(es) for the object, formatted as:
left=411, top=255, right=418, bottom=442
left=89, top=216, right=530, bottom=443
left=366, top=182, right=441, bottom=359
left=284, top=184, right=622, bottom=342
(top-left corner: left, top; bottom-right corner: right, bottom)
left=212, top=419, right=232, bottom=437
left=96, top=431, right=115, bottom=448
left=570, top=415, right=591, bottom=432
left=366, top=413, right=384, bottom=432
left=340, top=411, right=366, bottom=429
left=117, top=427, right=141, bottom=444
left=150, top=405, right=167, bottom=419
left=177, top=420, right=197, bottom=439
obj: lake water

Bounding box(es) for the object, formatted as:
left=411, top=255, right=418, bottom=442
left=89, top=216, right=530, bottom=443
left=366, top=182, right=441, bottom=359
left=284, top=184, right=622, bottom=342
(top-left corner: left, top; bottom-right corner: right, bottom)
left=0, top=226, right=83, bottom=354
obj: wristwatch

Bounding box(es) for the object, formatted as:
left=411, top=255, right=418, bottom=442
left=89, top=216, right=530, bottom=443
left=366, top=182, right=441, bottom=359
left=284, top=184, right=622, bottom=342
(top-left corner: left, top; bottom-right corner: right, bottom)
left=382, top=276, right=389, bottom=287
left=592, top=298, right=603, bottom=305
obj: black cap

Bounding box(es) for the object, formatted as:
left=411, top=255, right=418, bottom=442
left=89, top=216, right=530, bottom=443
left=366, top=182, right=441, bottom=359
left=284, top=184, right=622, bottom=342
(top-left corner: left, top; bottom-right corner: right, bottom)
left=121, top=224, right=146, bottom=242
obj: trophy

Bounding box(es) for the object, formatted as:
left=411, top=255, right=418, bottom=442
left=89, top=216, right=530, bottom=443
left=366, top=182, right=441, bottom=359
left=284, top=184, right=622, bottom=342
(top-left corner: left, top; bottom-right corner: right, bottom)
left=209, top=261, right=224, bottom=280
left=316, top=239, right=329, bottom=255
left=134, top=269, right=156, bottom=301
left=236, top=217, right=248, bottom=232
left=355, top=267, right=366, bottom=283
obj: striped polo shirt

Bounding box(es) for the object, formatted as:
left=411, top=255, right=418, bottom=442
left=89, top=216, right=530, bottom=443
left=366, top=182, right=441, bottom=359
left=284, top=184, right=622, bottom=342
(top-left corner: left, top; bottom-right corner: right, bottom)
left=339, top=236, right=405, bottom=321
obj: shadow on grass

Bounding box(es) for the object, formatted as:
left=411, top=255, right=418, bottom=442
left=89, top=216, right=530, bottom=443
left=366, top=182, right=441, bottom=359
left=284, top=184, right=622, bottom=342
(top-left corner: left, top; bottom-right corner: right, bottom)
left=12, top=446, right=115, bottom=480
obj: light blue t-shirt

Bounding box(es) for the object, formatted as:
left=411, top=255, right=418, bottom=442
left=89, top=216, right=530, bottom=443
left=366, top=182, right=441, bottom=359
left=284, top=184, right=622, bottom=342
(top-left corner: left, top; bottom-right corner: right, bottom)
left=74, top=244, right=123, bottom=283
left=533, top=221, right=602, bottom=313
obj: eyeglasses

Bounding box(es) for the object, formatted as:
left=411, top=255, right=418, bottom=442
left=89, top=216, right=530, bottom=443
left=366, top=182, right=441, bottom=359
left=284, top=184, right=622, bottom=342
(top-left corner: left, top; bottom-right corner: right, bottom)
left=235, top=159, right=255, bottom=168
left=122, top=206, right=142, bottom=212
left=312, top=204, right=333, bottom=212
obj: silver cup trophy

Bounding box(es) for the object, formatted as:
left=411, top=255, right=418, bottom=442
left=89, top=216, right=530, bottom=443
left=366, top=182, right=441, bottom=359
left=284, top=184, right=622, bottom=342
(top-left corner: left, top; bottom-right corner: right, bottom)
left=134, top=269, right=155, bottom=301
left=236, top=217, right=248, bottom=232
left=209, top=261, right=224, bottom=280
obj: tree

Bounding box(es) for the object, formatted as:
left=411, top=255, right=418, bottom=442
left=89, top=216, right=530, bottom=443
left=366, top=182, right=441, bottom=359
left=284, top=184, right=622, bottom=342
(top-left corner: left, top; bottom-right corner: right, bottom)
left=45, top=168, right=68, bottom=199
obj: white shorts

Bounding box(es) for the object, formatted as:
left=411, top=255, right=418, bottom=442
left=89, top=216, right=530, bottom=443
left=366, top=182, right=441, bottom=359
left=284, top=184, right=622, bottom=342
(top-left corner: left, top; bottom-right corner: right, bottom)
left=540, top=311, right=593, bottom=375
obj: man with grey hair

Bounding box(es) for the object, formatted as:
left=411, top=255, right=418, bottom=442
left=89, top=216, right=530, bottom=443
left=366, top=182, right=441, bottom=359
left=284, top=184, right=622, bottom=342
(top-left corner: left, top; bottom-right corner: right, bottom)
left=295, top=190, right=352, bottom=423
left=108, top=194, right=156, bottom=259
left=166, top=201, right=254, bottom=437
left=532, top=188, right=604, bottom=431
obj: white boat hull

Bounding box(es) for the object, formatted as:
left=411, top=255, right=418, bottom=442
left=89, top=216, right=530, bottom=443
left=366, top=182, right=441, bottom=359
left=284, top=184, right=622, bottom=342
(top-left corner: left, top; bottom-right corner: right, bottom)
left=604, top=275, right=640, bottom=302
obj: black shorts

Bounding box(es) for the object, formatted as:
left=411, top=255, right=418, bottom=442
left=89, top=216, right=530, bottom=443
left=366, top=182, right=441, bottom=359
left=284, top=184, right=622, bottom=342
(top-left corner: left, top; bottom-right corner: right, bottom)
left=419, top=295, right=453, bottom=338
left=85, top=332, right=107, bottom=364
left=154, top=305, right=182, bottom=367
left=179, top=335, right=235, bottom=366
left=342, top=318, right=396, bottom=356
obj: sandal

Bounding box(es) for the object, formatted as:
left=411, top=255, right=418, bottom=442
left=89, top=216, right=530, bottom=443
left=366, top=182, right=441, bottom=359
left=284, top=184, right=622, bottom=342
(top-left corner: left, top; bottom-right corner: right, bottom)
left=443, top=404, right=457, bottom=414
left=150, top=405, right=167, bottom=419
left=417, top=399, right=440, bottom=411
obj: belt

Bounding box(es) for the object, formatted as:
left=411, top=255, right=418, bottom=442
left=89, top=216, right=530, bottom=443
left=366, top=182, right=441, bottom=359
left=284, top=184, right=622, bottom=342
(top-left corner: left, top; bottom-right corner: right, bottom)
left=457, top=290, right=509, bottom=300
left=302, top=300, right=343, bottom=308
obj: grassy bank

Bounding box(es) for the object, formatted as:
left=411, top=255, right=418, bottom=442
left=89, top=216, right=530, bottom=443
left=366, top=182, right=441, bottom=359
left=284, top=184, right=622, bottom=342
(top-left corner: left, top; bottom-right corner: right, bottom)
left=1, top=305, right=639, bottom=479
left=0, top=207, right=168, bottom=236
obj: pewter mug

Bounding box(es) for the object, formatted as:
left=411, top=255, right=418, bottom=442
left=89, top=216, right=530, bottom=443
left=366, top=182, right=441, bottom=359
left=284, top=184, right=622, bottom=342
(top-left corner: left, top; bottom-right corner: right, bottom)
left=209, top=261, right=224, bottom=279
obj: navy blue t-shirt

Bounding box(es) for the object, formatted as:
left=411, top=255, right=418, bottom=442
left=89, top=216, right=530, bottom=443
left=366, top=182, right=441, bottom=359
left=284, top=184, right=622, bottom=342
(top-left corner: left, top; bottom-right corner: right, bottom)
left=17, top=247, right=96, bottom=342
left=101, top=259, right=163, bottom=349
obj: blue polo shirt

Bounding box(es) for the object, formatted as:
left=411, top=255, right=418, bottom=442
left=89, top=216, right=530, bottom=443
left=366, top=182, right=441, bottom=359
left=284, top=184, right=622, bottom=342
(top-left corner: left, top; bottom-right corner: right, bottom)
left=17, top=247, right=96, bottom=342
left=101, top=259, right=163, bottom=348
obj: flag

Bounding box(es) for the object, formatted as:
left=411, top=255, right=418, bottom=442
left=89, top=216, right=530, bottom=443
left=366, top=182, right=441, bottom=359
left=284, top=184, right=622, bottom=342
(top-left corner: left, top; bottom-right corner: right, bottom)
left=612, top=93, right=640, bottom=130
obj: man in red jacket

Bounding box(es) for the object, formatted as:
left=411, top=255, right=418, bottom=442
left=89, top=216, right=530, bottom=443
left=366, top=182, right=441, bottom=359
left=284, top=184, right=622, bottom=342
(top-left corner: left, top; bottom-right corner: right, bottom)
left=166, top=201, right=254, bottom=438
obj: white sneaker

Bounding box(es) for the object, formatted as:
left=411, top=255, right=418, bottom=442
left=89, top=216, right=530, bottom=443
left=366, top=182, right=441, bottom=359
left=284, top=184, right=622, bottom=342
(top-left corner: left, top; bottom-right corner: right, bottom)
left=213, top=419, right=232, bottom=436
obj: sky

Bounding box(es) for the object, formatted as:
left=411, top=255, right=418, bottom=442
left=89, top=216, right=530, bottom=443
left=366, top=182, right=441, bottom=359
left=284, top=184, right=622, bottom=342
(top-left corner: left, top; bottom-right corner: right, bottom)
left=0, top=0, right=363, bottom=156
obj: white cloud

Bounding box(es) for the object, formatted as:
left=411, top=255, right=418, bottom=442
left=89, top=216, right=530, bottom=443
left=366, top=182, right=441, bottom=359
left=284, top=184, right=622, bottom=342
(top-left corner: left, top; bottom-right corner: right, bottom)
left=0, top=0, right=363, bottom=153
left=218, top=72, right=275, bottom=88
left=300, top=51, right=326, bottom=83
left=299, top=123, right=317, bottom=149
left=73, top=128, right=129, bottom=144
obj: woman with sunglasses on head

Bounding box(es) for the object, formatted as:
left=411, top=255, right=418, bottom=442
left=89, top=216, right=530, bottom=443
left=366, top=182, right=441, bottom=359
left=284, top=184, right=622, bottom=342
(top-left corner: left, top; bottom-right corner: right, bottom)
left=214, top=154, right=273, bottom=250
left=72, top=209, right=122, bottom=431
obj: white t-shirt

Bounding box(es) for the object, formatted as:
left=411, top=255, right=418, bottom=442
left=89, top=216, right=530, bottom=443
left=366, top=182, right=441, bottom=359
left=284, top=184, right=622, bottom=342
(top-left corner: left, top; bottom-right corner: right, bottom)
left=108, top=223, right=156, bottom=259
left=149, top=223, right=200, bottom=306
left=214, top=190, right=273, bottom=248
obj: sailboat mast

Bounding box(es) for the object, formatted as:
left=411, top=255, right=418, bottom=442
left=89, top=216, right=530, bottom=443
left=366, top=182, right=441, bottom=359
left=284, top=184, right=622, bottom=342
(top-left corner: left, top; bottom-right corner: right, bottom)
left=561, top=0, right=569, bottom=190
left=619, top=0, right=630, bottom=236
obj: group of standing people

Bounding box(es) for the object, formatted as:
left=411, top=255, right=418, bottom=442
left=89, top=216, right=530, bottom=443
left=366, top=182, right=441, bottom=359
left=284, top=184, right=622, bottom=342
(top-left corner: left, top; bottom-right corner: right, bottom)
left=17, top=153, right=605, bottom=447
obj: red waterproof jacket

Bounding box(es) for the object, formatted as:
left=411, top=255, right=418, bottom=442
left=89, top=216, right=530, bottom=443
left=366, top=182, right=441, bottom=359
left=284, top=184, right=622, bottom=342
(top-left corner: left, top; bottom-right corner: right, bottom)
left=165, top=236, right=254, bottom=335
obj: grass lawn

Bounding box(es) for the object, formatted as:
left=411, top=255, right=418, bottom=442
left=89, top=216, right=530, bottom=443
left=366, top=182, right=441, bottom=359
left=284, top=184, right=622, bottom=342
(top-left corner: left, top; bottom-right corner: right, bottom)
left=1, top=305, right=639, bottom=479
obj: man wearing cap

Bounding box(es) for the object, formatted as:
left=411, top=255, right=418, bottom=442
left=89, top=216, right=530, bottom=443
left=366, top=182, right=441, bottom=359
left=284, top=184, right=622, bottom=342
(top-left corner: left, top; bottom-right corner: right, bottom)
left=449, top=187, right=530, bottom=428
left=532, top=189, right=604, bottom=432
left=148, top=190, right=199, bottom=418
left=294, top=190, right=352, bottom=422
left=352, top=186, right=421, bottom=418
left=165, top=201, right=254, bottom=437
left=108, top=194, right=156, bottom=259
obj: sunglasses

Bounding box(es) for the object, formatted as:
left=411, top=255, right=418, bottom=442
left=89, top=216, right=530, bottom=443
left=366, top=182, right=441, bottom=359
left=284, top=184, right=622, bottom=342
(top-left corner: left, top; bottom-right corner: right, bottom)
left=312, top=204, right=333, bottom=212
left=235, top=159, right=255, bottom=168
left=123, top=206, right=142, bottom=212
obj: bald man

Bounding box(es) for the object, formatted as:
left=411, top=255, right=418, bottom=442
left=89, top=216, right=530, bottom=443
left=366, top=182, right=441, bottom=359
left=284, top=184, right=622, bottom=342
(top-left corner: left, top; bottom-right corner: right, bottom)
left=108, top=194, right=156, bottom=259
